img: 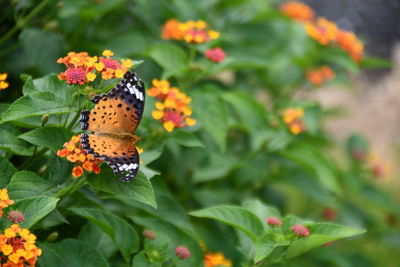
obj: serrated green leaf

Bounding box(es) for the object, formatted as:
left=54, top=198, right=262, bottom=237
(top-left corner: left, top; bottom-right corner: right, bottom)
left=0, top=158, right=17, bottom=187
left=7, top=171, right=53, bottom=200
left=1, top=92, right=75, bottom=123
left=191, top=86, right=229, bottom=151
left=0, top=123, right=34, bottom=155
left=147, top=43, right=189, bottom=78
left=38, top=239, right=109, bottom=267
left=286, top=223, right=365, bottom=259
left=10, top=196, right=59, bottom=228
left=242, top=199, right=281, bottom=225
left=190, top=205, right=264, bottom=241
left=19, top=28, right=63, bottom=74
left=18, top=127, right=73, bottom=151
left=87, top=168, right=156, bottom=208
left=169, top=129, right=204, bottom=148
left=69, top=207, right=139, bottom=262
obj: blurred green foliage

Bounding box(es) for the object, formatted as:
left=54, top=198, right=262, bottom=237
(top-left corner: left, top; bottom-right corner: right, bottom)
left=0, top=0, right=398, bottom=266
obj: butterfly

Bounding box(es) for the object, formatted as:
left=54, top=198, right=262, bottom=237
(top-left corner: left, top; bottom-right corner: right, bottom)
left=80, top=71, right=145, bottom=182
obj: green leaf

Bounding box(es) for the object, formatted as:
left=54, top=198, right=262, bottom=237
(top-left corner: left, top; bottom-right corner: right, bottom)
left=223, top=90, right=269, bottom=149
left=255, top=233, right=290, bottom=262
left=7, top=171, right=53, bottom=200
left=360, top=56, right=392, bottom=69
left=0, top=158, right=17, bottom=187
left=280, top=143, right=341, bottom=194
left=129, top=216, right=203, bottom=267
left=242, top=199, right=281, bottom=225
left=11, top=196, right=59, bottom=228
left=18, top=127, right=73, bottom=151
left=87, top=168, right=157, bottom=208
left=147, top=43, right=189, bottom=78
left=132, top=252, right=162, bottom=267
left=191, top=86, right=229, bottom=151
left=168, top=130, right=204, bottom=148
left=19, top=28, right=63, bottom=74
left=1, top=74, right=77, bottom=124
left=0, top=123, right=34, bottom=155
left=190, top=205, right=264, bottom=241
left=69, top=207, right=140, bottom=261
left=38, top=239, right=109, bottom=267
left=286, top=223, right=365, bottom=259
left=1, top=92, right=75, bottom=123
left=79, top=222, right=117, bottom=260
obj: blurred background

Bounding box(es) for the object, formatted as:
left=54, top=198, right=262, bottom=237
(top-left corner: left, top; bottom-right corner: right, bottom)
left=1, top=0, right=400, bottom=266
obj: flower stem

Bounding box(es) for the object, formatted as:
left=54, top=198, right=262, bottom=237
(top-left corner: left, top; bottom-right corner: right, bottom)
left=0, top=0, right=52, bottom=45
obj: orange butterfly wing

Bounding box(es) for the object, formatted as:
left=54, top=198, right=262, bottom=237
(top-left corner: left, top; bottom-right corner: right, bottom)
left=80, top=71, right=145, bottom=181
left=81, top=134, right=140, bottom=181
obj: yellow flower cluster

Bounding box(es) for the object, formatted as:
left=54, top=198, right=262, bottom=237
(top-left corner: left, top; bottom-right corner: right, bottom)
left=147, top=79, right=196, bottom=132
left=282, top=107, right=306, bottom=135
left=162, top=19, right=220, bottom=44
left=204, top=252, right=232, bottom=267
left=0, top=73, right=9, bottom=90
left=0, top=189, right=14, bottom=217
left=0, top=224, right=42, bottom=266
left=57, top=50, right=133, bottom=85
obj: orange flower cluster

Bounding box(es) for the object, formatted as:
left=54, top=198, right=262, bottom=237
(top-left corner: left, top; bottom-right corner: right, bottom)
left=305, top=18, right=338, bottom=46
left=280, top=1, right=314, bottom=22
left=57, top=135, right=102, bottom=178
left=281, top=2, right=364, bottom=62
left=148, top=79, right=196, bottom=132
left=162, top=19, right=220, bottom=44
left=306, top=66, right=335, bottom=86
left=0, top=224, right=42, bottom=266
left=282, top=107, right=306, bottom=135
left=57, top=50, right=133, bottom=85
left=337, top=30, right=364, bottom=62
left=204, top=252, right=232, bottom=267
left=0, top=189, right=14, bottom=217
left=0, top=73, right=9, bottom=90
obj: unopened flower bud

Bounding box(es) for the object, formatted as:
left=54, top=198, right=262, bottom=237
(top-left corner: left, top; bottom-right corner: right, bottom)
left=7, top=211, right=25, bottom=223
left=291, top=224, right=310, bottom=237
left=143, top=229, right=156, bottom=240
left=176, top=246, right=190, bottom=259
left=266, top=216, right=282, bottom=227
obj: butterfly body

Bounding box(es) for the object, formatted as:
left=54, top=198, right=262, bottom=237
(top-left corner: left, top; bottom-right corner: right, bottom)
left=80, top=71, right=145, bottom=182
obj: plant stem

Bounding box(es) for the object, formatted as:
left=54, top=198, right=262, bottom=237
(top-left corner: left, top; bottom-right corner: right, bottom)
left=19, top=148, right=48, bottom=170
left=0, top=0, right=52, bottom=45
left=55, top=177, right=87, bottom=198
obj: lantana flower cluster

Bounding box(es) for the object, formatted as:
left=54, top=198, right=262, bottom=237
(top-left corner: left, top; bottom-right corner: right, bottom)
left=306, top=65, right=335, bottom=86
left=57, top=50, right=133, bottom=85
left=57, top=135, right=102, bottom=178
left=148, top=79, right=196, bottom=132
left=0, top=224, right=42, bottom=266
left=282, top=107, right=306, bottom=135
left=204, top=252, right=232, bottom=267
left=0, top=189, right=14, bottom=217
left=162, top=19, right=220, bottom=44
left=0, top=73, right=9, bottom=90
left=281, top=1, right=364, bottom=62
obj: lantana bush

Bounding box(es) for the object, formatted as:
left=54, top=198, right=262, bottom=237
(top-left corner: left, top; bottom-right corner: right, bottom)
left=0, top=1, right=397, bottom=266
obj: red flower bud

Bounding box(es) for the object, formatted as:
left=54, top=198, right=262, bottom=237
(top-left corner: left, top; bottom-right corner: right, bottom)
left=7, top=211, right=25, bottom=223
left=291, top=224, right=310, bottom=237
left=176, top=246, right=191, bottom=259
left=266, top=216, right=282, bottom=227
left=143, top=230, right=156, bottom=240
